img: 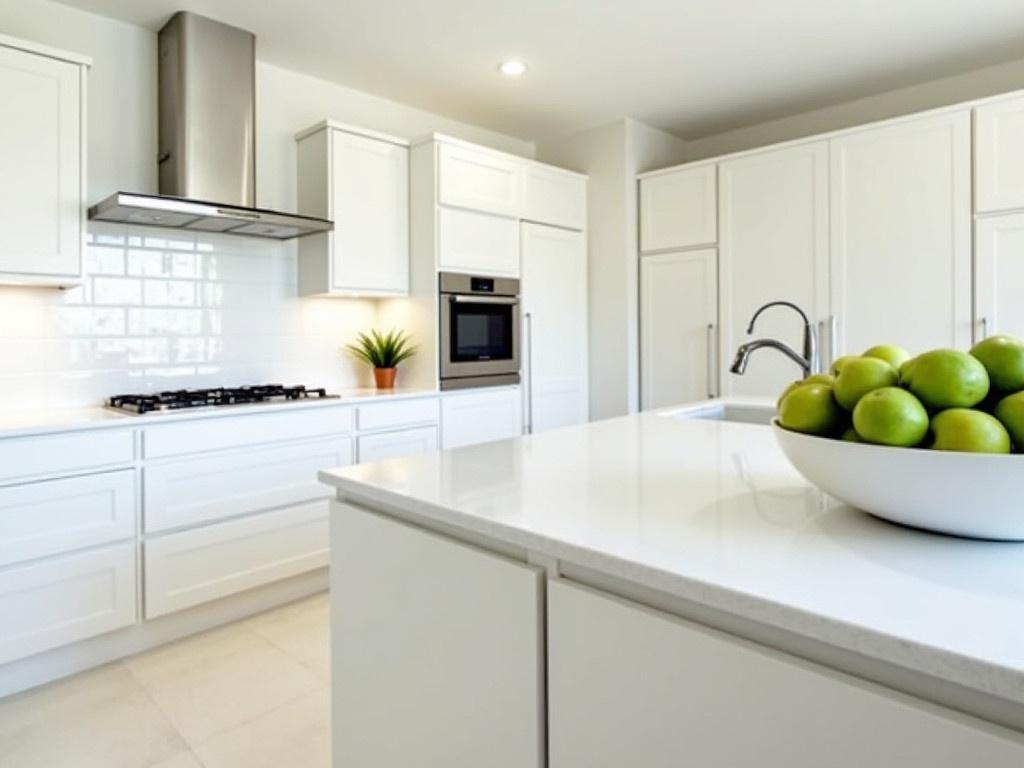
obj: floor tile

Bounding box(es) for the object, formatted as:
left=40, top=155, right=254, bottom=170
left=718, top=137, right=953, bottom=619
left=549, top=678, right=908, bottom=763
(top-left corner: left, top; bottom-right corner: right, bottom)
left=194, top=687, right=330, bottom=768
left=0, top=662, right=187, bottom=768
left=245, top=592, right=330, bottom=680
left=125, top=622, right=323, bottom=746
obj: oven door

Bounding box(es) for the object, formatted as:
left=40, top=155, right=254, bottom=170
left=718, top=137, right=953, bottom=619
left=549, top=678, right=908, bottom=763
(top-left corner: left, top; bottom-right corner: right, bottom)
left=440, top=295, right=520, bottom=380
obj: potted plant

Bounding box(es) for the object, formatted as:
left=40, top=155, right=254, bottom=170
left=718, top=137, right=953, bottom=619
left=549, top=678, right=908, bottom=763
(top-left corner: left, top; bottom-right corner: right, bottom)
left=346, top=329, right=417, bottom=389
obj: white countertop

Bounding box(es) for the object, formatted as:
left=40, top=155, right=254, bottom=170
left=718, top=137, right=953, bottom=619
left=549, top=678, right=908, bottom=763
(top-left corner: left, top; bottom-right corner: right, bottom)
left=319, top=399, right=1024, bottom=709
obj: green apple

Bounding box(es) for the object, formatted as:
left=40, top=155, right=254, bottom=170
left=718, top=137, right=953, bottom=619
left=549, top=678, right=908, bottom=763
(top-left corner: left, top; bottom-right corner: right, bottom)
left=840, top=426, right=863, bottom=442
left=930, top=408, right=1011, bottom=454
left=833, top=356, right=898, bottom=411
left=776, top=374, right=835, bottom=411
left=970, top=335, right=1024, bottom=394
left=994, top=392, right=1024, bottom=449
left=829, top=355, right=859, bottom=377
left=902, top=349, right=989, bottom=410
left=851, top=387, right=929, bottom=447
left=863, top=344, right=911, bottom=370
left=778, top=383, right=843, bottom=436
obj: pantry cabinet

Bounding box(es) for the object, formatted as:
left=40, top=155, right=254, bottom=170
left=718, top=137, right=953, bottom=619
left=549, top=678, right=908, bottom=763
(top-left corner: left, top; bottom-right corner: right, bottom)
left=639, top=164, right=717, bottom=252
left=974, top=95, right=1024, bottom=213
left=296, top=122, right=409, bottom=296
left=975, top=213, right=1024, bottom=342
left=0, top=36, right=88, bottom=285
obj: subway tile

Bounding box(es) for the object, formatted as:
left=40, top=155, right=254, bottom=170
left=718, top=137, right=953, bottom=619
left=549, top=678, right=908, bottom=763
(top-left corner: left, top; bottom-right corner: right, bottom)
left=93, top=277, right=143, bottom=306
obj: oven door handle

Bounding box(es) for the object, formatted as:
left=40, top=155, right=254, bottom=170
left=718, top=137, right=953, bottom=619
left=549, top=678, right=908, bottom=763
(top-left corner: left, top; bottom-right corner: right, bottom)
left=450, top=295, right=519, bottom=305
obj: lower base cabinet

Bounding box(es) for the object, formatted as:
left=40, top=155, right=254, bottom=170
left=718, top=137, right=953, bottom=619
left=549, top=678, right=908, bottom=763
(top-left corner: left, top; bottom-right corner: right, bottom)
left=441, top=387, right=523, bottom=449
left=547, top=579, right=1024, bottom=767
left=331, top=503, right=543, bottom=768
left=356, top=425, right=438, bottom=463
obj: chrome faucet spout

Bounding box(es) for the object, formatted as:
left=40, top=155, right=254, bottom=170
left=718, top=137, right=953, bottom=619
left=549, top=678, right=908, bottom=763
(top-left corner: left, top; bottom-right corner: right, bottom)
left=735, top=300, right=818, bottom=377
left=730, top=338, right=812, bottom=378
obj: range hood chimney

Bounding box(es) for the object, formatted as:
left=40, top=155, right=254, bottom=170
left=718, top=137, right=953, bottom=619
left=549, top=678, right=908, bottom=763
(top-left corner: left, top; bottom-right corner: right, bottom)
left=89, top=12, right=332, bottom=240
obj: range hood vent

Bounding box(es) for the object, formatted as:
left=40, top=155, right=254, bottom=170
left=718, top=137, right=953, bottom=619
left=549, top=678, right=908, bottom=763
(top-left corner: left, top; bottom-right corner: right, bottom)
left=88, top=12, right=331, bottom=241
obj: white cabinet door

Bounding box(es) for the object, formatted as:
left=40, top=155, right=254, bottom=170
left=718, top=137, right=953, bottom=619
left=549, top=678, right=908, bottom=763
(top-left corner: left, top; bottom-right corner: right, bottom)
left=719, top=141, right=830, bottom=396
left=357, top=426, right=438, bottom=463
left=523, top=163, right=586, bottom=230
left=975, top=96, right=1024, bottom=214
left=330, top=129, right=409, bottom=294
left=830, top=111, right=972, bottom=356
left=437, top=142, right=523, bottom=217
left=0, top=44, right=83, bottom=280
left=331, top=503, right=543, bottom=768
left=438, top=206, right=519, bottom=276
left=640, top=248, right=718, bottom=409
left=441, top=387, right=523, bottom=449
left=548, top=579, right=1024, bottom=768
left=521, top=224, right=589, bottom=431
left=639, top=164, right=717, bottom=252
left=976, top=213, right=1024, bottom=342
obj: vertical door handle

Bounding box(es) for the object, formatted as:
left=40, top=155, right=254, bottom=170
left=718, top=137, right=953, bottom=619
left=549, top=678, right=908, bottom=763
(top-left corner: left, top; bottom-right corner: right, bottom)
left=828, top=315, right=838, bottom=365
left=816, top=320, right=827, bottom=373
left=706, top=323, right=716, bottom=399
left=524, top=312, right=534, bottom=434
left=980, top=316, right=989, bottom=342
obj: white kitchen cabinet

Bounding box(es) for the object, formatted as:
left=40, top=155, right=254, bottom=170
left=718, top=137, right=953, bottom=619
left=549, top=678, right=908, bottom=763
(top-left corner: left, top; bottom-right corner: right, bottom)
left=0, top=428, right=133, bottom=483
left=521, top=224, right=589, bottom=431
left=975, top=95, right=1024, bottom=214
left=356, top=398, right=439, bottom=432
left=441, top=387, right=523, bottom=449
left=0, top=544, right=135, bottom=665
left=523, top=163, right=586, bottom=230
left=357, top=425, right=438, bottom=463
left=718, top=141, right=830, bottom=395
left=437, top=141, right=523, bottom=217
left=331, top=503, right=543, bottom=768
left=296, top=122, right=409, bottom=296
left=639, top=164, right=717, bottom=252
left=0, top=37, right=87, bottom=285
left=830, top=111, right=972, bottom=356
left=975, top=213, right=1024, bottom=342
left=438, top=206, right=520, bottom=276
left=548, top=578, right=1024, bottom=768
left=144, top=501, right=328, bottom=618
left=640, top=248, right=718, bottom=409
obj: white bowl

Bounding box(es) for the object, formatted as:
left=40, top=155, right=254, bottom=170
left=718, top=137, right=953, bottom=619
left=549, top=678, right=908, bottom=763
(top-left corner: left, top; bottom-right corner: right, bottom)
left=772, top=421, right=1024, bottom=541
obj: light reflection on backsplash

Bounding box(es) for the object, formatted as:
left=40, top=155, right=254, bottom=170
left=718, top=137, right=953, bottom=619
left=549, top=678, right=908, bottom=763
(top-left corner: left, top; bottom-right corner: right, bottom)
left=0, top=223, right=380, bottom=412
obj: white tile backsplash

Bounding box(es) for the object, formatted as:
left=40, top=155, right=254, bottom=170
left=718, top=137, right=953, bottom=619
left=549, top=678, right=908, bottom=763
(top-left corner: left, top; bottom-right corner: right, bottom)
left=0, top=223, right=382, bottom=411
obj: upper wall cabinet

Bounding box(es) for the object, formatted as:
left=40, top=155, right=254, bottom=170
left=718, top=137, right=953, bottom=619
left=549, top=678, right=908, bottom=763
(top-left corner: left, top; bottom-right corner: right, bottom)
left=639, top=164, right=717, bottom=252
left=523, top=164, right=586, bottom=231
left=296, top=122, right=410, bottom=297
left=975, top=95, right=1024, bottom=214
left=438, top=142, right=523, bottom=217
left=0, top=36, right=89, bottom=286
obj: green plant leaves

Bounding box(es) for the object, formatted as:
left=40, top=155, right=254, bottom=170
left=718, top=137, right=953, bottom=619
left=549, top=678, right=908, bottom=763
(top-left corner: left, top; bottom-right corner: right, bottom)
left=346, top=328, right=417, bottom=369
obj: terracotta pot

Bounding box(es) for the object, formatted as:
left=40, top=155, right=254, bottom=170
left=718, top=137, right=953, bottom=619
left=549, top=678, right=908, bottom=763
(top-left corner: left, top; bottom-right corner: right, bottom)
left=373, top=367, right=397, bottom=389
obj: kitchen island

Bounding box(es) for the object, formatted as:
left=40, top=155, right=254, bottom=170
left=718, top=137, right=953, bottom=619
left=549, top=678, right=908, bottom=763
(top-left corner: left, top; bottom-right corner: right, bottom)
left=320, top=401, right=1024, bottom=767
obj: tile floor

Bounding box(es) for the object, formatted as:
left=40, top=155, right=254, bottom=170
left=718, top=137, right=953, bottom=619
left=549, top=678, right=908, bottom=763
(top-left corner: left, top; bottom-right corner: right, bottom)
left=0, top=592, right=331, bottom=768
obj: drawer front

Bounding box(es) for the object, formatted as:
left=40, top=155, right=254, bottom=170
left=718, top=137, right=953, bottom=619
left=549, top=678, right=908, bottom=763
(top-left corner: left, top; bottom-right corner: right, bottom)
left=438, top=207, right=520, bottom=277
left=0, top=543, right=136, bottom=664
left=143, top=406, right=354, bottom=459
left=357, top=426, right=439, bottom=464
left=441, top=388, right=523, bottom=449
left=144, top=502, right=329, bottom=618
left=144, top=437, right=353, bottom=533
left=357, top=398, right=439, bottom=432
left=0, top=470, right=136, bottom=567
left=438, top=142, right=523, bottom=217
left=0, top=429, right=134, bottom=484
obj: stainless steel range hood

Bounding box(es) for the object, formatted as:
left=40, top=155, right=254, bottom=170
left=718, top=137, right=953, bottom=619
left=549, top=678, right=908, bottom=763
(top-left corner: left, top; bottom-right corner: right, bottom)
left=88, top=12, right=331, bottom=241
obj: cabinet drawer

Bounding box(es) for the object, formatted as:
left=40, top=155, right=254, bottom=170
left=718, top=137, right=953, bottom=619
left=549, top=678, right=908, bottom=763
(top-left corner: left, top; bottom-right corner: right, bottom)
left=438, top=207, right=519, bottom=277
left=0, top=429, right=134, bottom=484
left=144, top=437, right=353, bottom=533
left=0, top=544, right=136, bottom=664
left=523, top=164, right=586, bottom=230
left=357, top=398, right=439, bottom=432
left=441, top=388, right=523, bottom=449
left=143, top=406, right=354, bottom=459
left=357, top=426, right=438, bottom=463
left=144, top=502, right=329, bottom=618
left=0, top=470, right=136, bottom=567
left=438, top=142, right=523, bottom=217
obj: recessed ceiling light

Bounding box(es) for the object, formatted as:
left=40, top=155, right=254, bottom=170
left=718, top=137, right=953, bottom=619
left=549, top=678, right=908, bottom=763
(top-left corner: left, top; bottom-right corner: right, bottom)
left=498, top=60, right=527, bottom=77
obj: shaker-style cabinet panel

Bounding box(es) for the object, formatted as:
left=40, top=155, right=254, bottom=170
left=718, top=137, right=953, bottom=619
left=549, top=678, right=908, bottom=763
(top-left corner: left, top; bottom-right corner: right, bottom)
left=523, top=163, right=586, bottom=230
left=640, top=248, right=718, bottom=409
left=437, top=141, right=524, bottom=217
left=639, top=164, right=717, bottom=252
left=0, top=37, right=88, bottom=285
left=296, top=122, right=409, bottom=296
left=975, top=213, right=1024, bottom=343
left=975, top=95, right=1024, bottom=214
left=437, top=205, right=520, bottom=276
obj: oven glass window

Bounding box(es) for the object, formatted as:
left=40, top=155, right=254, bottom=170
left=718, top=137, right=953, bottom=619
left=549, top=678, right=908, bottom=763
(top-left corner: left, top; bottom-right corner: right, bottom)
left=451, top=303, right=513, bottom=362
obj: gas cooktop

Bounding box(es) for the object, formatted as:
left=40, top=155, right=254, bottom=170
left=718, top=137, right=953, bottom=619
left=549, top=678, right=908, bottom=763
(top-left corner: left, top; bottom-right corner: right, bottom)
left=107, top=384, right=338, bottom=415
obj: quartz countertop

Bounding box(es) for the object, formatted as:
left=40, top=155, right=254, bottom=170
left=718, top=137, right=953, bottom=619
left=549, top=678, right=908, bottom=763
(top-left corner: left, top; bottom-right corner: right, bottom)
left=319, top=399, right=1024, bottom=711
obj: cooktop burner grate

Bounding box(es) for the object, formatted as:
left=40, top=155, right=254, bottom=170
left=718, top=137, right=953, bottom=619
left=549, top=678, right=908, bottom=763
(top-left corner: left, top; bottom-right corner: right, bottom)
left=107, top=384, right=337, bottom=414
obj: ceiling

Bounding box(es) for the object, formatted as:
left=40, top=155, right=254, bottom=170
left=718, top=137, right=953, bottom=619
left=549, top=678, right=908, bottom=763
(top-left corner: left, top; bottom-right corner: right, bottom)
left=56, top=0, right=1024, bottom=142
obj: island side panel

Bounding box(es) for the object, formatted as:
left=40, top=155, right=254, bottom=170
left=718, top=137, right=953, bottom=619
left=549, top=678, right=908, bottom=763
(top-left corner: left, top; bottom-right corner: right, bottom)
left=330, top=501, right=545, bottom=768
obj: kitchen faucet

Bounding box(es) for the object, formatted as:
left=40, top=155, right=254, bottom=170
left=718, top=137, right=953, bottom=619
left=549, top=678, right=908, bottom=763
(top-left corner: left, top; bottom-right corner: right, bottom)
left=729, top=301, right=818, bottom=378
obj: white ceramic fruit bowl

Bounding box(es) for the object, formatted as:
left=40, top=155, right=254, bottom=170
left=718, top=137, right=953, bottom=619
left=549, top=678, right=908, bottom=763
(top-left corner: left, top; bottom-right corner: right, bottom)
left=772, top=420, right=1024, bottom=540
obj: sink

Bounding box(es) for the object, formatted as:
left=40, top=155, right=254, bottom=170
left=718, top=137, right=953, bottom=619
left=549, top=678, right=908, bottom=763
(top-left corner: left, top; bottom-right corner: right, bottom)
left=665, top=402, right=775, bottom=426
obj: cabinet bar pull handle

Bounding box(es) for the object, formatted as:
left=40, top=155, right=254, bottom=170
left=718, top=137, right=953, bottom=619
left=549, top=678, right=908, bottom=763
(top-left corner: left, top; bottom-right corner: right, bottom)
left=524, top=312, right=534, bottom=434
left=706, top=323, right=716, bottom=399
left=980, top=316, right=989, bottom=341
